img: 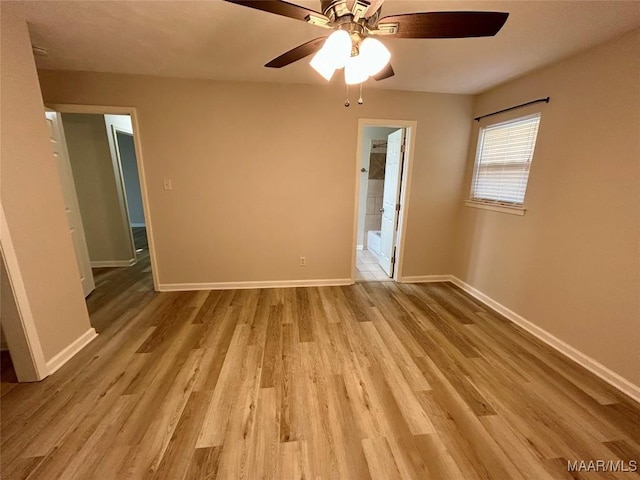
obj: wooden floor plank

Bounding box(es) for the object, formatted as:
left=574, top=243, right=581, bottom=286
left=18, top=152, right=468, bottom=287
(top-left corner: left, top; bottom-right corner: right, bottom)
left=213, top=345, right=263, bottom=479
left=278, top=441, right=304, bottom=480
left=184, top=447, right=221, bottom=480
left=362, top=436, right=402, bottom=480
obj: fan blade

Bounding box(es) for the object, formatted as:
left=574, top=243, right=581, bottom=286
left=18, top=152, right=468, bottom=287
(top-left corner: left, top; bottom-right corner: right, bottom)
left=376, top=12, right=509, bottom=39
left=224, top=0, right=323, bottom=22
left=265, top=37, right=328, bottom=68
left=373, top=63, right=394, bottom=81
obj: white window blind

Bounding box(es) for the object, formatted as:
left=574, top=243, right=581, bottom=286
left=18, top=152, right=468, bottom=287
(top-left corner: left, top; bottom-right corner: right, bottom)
left=470, top=113, right=541, bottom=205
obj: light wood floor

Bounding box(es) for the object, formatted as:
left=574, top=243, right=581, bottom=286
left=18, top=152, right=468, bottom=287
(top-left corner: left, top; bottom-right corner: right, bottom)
left=1, top=246, right=639, bottom=479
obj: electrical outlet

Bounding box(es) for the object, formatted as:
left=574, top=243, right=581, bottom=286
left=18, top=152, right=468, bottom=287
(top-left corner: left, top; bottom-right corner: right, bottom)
left=163, top=179, right=172, bottom=191
left=299, top=256, right=306, bottom=267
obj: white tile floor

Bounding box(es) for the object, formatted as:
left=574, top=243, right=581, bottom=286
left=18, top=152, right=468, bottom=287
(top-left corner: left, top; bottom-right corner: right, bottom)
left=355, top=249, right=391, bottom=281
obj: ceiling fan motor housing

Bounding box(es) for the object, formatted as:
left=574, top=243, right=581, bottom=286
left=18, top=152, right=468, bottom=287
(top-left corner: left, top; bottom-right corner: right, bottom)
left=320, top=0, right=382, bottom=25
left=319, top=0, right=383, bottom=55
left=320, top=0, right=384, bottom=20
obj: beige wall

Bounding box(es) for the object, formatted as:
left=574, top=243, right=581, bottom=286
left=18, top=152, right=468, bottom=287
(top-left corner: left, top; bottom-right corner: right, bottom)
left=62, top=113, right=134, bottom=263
left=0, top=8, right=92, bottom=362
left=39, top=72, right=473, bottom=285
left=453, top=29, right=640, bottom=386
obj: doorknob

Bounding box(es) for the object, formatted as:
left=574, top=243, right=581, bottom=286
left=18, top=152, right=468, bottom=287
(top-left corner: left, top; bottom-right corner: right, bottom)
left=380, top=208, right=384, bottom=213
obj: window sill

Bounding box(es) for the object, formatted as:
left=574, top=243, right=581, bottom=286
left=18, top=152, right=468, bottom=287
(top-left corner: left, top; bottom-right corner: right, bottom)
left=464, top=200, right=526, bottom=216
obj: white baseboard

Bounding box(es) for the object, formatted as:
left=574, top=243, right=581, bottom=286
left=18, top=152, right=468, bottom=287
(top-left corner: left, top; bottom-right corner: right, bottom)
left=449, top=276, right=640, bottom=404
left=46, top=328, right=98, bottom=375
left=158, top=278, right=353, bottom=292
left=398, top=275, right=454, bottom=283
left=91, top=259, right=136, bottom=268
left=356, top=245, right=364, bottom=251
left=130, top=223, right=146, bottom=228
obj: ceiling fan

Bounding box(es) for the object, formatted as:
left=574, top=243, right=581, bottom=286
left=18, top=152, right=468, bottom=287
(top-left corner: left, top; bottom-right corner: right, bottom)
left=224, top=0, right=509, bottom=87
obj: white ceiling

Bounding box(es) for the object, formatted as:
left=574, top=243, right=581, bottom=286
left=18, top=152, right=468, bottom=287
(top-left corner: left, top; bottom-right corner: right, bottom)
left=11, top=0, right=640, bottom=94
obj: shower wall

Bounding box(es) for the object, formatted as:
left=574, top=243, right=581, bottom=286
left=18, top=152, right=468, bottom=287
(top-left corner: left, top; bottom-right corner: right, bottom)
left=364, top=140, right=386, bottom=248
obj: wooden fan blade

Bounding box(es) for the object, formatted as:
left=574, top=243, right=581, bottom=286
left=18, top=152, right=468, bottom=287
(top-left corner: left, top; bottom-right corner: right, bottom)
left=377, top=11, right=509, bottom=39
left=265, top=37, right=328, bottom=68
left=224, top=0, right=323, bottom=22
left=373, top=63, right=394, bottom=81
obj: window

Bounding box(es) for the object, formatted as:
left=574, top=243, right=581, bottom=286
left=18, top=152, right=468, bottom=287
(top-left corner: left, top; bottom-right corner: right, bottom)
left=469, top=113, right=541, bottom=209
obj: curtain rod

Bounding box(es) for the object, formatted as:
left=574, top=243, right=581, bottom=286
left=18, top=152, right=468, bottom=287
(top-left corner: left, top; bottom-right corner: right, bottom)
left=474, top=97, right=550, bottom=122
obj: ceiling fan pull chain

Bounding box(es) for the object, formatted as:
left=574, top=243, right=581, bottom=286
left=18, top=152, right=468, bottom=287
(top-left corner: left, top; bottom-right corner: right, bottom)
left=358, top=83, right=364, bottom=105
left=344, top=84, right=350, bottom=107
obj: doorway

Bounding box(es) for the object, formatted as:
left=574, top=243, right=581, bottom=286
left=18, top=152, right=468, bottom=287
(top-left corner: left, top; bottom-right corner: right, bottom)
left=352, top=119, right=417, bottom=283
left=46, top=105, right=158, bottom=293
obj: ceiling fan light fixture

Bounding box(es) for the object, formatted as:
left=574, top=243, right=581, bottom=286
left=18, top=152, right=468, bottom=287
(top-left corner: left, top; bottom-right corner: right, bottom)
left=359, top=37, right=391, bottom=76
left=344, top=54, right=370, bottom=85
left=227, top=0, right=510, bottom=92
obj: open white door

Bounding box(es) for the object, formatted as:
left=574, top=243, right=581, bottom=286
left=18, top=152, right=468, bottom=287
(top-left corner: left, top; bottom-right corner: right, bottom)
left=45, top=111, right=96, bottom=297
left=378, top=128, right=405, bottom=277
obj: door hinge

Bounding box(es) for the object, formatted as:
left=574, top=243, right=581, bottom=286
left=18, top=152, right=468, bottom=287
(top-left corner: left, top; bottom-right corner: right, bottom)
left=401, top=143, right=406, bottom=153
left=396, top=203, right=401, bottom=211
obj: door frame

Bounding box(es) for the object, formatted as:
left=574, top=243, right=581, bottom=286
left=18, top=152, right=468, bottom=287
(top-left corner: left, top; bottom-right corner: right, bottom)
left=47, top=104, right=159, bottom=291
left=104, top=118, right=137, bottom=264
left=110, top=126, right=141, bottom=245
left=351, top=118, right=417, bottom=283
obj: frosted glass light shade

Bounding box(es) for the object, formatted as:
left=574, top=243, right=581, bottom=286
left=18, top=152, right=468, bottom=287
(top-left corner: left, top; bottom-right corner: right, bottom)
left=323, top=30, right=352, bottom=68
left=310, top=30, right=352, bottom=81
left=344, top=55, right=369, bottom=85
left=310, top=50, right=337, bottom=81
left=359, top=37, right=391, bottom=76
